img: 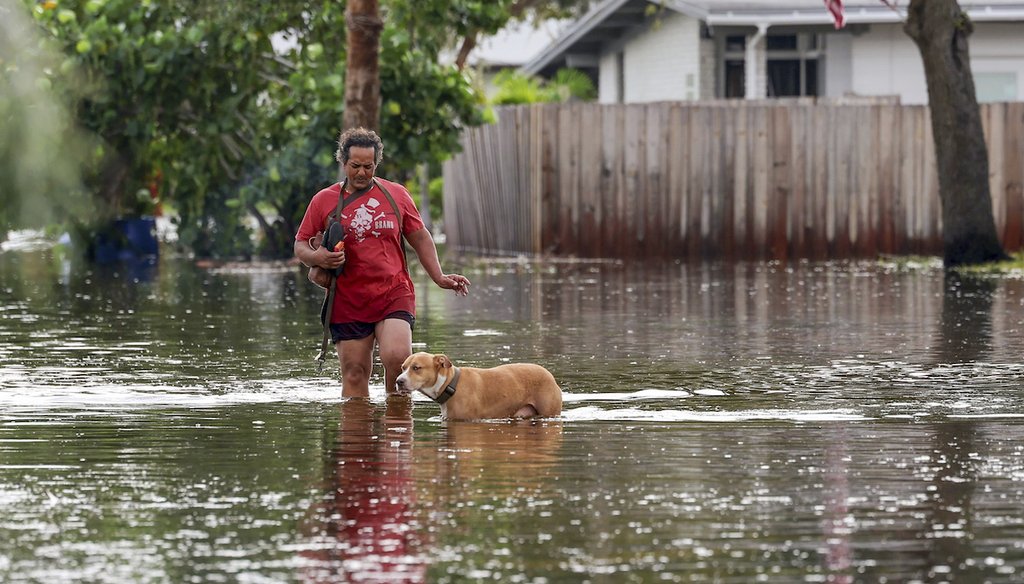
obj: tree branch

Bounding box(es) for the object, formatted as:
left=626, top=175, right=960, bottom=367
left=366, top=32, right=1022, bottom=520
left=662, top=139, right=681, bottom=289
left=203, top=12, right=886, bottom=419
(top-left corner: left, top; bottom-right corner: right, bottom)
left=454, top=0, right=544, bottom=71
left=454, top=35, right=478, bottom=70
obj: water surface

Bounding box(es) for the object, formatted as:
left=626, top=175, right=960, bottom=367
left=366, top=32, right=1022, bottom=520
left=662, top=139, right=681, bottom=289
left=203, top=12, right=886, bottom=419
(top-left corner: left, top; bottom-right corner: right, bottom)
left=2, top=241, right=1024, bottom=582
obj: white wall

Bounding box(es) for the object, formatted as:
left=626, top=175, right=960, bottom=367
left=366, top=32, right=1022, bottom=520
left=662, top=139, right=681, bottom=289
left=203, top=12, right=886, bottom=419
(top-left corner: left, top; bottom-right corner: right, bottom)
left=699, top=37, right=717, bottom=100
left=849, top=24, right=927, bottom=103
left=823, top=33, right=853, bottom=98
left=595, top=17, right=1024, bottom=104
left=597, top=11, right=702, bottom=104
left=969, top=23, right=1024, bottom=102
left=599, top=51, right=620, bottom=104
left=845, top=22, right=1024, bottom=104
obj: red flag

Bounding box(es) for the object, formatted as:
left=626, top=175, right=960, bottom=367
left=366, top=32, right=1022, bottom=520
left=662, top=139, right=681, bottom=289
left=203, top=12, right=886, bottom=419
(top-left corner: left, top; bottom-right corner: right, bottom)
left=825, top=0, right=846, bottom=29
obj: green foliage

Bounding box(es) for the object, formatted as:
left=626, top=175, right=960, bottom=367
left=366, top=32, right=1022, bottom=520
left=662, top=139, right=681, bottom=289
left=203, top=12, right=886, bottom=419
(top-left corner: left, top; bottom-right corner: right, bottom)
left=387, top=0, right=514, bottom=53
left=14, top=0, right=593, bottom=257
left=490, top=67, right=596, bottom=105
left=378, top=27, right=489, bottom=177
left=491, top=69, right=547, bottom=104
left=230, top=1, right=492, bottom=258
left=953, top=251, right=1024, bottom=275
left=22, top=0, right=303, bottom=255
left=548, top=68, right=597, bottom=101
left=386, top=0, right=594, bottom=58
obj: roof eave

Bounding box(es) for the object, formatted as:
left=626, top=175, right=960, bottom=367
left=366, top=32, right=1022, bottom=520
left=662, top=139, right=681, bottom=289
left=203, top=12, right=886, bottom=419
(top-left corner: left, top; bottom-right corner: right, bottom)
left=522, top=3, right=1024, bottom=76
left=706, top=6, right=1024, bottom=27
left=521, top=0, right=634, bottom=75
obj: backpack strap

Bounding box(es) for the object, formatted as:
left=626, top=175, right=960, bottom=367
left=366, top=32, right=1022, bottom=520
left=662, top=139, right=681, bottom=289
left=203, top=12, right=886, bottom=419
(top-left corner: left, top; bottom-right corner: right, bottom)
left=326, top=179, right=365, bottom=227
left=316, top=181, right=354, bottom=372
left=371, top=177, right=409, bottom=273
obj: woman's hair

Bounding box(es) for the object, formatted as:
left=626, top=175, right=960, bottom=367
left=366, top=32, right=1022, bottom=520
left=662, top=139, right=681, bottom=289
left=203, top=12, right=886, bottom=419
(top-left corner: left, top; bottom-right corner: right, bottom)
left=335, top=127, right=384, bottom=165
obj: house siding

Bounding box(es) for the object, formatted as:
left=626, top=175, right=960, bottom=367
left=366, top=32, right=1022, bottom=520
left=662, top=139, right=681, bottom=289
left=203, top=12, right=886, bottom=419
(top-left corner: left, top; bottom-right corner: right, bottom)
left=570, top=8, right=1024, bottom=106
left=598, top=51, right=620, bottom=103
left=823, top=33, right=853, bottom=98
left=846, top=22, right=1024, bottom=104
left=699, top=37, right=716, bottom=100
left=970, top=23, right=1024, bottom=101
left=849, top=24, right=928, bottom=104
left=598, top=11, right=702, bottom=103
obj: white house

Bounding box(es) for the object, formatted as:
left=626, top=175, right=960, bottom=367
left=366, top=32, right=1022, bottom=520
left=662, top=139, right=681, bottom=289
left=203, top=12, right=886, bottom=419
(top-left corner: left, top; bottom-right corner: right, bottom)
left=520, top=0, right=1024, bottom=104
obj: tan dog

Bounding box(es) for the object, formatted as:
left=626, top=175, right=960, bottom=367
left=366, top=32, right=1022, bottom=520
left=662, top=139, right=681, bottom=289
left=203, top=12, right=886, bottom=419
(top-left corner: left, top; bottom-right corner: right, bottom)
left=396, top=352, right=562, bottom=420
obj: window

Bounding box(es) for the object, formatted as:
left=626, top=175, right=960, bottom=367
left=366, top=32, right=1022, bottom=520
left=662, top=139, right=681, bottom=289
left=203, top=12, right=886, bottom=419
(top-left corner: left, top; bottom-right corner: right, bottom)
left=766, top=35, right=798, bottom=51
left=766, top=34, right=820, bottom=97
left=768, top=60, right=801, bottom=97
left=804, top=60, right=818, bottom=97
left=725, top=60, right=745, bottom=98
left=975, top=72, right=1018, bottom=102
left=720, top=32, right=821, bottom=98
left=725, top=35, right=746, bottom=52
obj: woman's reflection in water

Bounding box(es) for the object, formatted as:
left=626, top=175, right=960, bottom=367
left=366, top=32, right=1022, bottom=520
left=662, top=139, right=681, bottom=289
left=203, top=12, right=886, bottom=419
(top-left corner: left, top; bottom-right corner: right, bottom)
left=302, top=397, right=425, bottom=583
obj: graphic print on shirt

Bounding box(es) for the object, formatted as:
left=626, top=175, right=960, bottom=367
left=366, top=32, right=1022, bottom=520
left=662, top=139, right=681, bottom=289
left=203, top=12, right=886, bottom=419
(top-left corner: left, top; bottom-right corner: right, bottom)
left=343, top=197, right=397, bottom=242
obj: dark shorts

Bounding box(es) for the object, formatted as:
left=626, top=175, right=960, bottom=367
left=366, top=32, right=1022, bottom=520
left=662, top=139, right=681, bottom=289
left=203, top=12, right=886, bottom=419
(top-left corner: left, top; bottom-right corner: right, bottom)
left=329, top=311, right=415, bottom=343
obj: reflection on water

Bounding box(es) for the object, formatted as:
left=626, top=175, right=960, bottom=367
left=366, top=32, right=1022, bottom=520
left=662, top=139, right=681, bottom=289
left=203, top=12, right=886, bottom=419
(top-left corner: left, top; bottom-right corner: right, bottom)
left=2, top=248, right=1024, bottom=582
left=441, top=419, right=564, bottom=490
left=301, top=398, right=425, bottom=582
left=938, top=272, right=996, bottom=363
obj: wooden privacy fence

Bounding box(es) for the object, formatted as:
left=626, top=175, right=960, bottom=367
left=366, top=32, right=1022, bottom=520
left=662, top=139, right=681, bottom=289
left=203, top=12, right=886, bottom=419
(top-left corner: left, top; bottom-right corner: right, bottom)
left=442, top=101, right=1024, bottom=260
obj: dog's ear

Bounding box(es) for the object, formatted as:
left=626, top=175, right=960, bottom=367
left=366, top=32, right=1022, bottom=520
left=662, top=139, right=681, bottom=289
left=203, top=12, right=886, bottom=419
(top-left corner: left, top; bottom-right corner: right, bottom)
left=435, top=354, right=452, bottom=370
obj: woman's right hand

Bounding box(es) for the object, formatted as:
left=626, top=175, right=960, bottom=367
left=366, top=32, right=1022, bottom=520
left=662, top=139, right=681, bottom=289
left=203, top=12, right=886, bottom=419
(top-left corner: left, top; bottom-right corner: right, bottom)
left=317, top=246, right=346, bottom=270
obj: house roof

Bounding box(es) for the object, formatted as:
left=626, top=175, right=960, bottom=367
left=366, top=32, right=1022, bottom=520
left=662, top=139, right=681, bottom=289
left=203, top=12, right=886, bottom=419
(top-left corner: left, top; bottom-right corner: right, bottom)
left=520, top=0, right=651, bottom=76
left=522, top=0, right=1024, bottom=75
left=701, top=0, right=1024, bottom=25
left=463, top=19, right=570, bottom=68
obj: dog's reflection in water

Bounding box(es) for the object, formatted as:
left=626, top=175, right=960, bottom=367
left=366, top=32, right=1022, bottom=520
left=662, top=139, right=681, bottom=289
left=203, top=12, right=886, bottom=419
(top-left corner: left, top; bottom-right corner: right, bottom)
left=439, top=419, right=564, bottom=496
left=301, top=397, right=425, bottom=584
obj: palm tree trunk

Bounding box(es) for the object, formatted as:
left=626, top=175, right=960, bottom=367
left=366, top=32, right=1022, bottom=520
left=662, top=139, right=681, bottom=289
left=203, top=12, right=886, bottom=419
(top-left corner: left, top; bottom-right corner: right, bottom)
left=342, top=0, right=382, bottom=132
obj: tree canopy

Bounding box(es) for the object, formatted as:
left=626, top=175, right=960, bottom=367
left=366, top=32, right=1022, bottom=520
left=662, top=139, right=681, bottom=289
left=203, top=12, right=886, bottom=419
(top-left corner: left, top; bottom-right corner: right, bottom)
left=11, top=0, right=594, bottom=257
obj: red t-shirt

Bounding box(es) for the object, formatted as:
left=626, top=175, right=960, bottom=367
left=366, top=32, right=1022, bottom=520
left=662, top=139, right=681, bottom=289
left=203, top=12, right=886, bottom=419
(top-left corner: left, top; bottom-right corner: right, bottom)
left=296, top=179, right=424, bottom=324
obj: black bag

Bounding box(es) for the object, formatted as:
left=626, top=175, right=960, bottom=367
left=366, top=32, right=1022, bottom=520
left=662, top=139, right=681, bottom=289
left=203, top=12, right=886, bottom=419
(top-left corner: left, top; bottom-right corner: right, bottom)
left=318, top=221, right=346, bottom=328
left=323, top=220, right=346, bottom=276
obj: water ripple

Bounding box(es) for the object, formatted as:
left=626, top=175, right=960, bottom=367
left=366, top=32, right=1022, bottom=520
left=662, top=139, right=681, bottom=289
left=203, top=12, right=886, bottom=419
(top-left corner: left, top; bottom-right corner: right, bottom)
left=562, top=405, right=870, bottom=422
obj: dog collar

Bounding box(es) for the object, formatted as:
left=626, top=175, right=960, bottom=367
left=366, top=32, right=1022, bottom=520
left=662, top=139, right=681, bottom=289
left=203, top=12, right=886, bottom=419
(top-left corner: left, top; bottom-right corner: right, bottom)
left=435, top=367, right=460, bottom=404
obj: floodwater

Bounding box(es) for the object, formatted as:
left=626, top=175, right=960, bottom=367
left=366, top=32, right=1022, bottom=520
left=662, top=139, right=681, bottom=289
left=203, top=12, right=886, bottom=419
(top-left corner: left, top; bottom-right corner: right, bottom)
left=2, top=234, right=1024, bottom=583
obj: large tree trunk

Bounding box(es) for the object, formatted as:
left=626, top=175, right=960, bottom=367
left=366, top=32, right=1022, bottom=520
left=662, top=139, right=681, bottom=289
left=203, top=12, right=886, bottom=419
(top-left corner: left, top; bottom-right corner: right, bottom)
left=905, top=0, right=1008, bottom=266
left=342, top=0, right=382, bottom=133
